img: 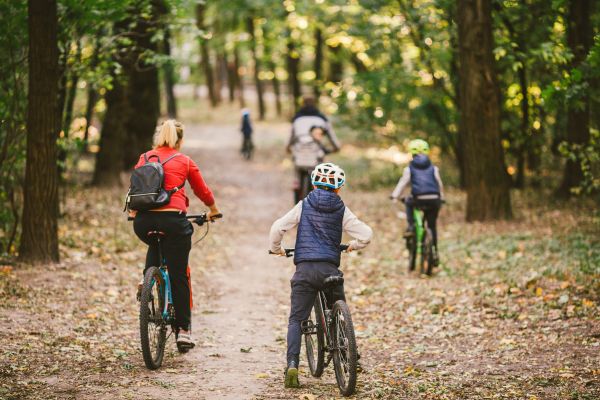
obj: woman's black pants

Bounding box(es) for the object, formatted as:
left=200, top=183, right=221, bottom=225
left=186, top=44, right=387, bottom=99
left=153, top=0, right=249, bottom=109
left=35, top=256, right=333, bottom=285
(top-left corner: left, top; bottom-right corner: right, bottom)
left=133, top=211, right=193, bottom=331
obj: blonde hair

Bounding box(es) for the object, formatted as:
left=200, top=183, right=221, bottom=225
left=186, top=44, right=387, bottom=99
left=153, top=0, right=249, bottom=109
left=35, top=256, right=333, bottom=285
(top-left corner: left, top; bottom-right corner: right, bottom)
left=153, top=119, right=184, bottom=148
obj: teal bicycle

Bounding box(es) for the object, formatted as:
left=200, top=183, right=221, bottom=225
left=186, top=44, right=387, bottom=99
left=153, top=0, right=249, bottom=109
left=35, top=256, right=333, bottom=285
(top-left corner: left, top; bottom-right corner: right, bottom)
left=129, top=212, right=222, bottom=370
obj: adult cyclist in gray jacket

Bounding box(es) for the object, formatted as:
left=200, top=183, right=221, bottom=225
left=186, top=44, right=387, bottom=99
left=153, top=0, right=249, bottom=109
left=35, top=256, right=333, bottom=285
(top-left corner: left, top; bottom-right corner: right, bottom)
left=287, top=96, right=341, bottom=203
left=269, top=162, right=372, bottom=389
left=390, top=139, right=444, bottom=265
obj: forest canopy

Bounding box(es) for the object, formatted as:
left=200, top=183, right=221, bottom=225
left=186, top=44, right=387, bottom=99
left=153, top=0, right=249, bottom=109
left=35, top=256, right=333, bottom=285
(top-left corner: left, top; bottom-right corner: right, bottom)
left=0, top=0, right=599, bottom=262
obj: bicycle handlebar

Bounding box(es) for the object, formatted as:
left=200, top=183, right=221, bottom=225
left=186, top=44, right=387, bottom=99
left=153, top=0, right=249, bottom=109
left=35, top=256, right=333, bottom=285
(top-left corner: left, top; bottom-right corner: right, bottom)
left=269, top=244, right=349, bottom=258
left=127, top=212, right=223, bottom=226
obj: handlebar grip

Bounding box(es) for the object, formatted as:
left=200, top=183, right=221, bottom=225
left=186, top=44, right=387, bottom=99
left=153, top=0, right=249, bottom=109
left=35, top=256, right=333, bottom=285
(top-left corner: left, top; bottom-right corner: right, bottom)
left=340, top=244, right=349, bottom=251
left=268, top=249, right=294, bottom=257
left=127, top=216, right=134, bottom=221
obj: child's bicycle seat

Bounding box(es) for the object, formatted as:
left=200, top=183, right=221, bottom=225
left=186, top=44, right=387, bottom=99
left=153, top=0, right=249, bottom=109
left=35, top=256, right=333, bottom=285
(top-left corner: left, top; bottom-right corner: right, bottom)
left=322, top=275, right=344, bottom=289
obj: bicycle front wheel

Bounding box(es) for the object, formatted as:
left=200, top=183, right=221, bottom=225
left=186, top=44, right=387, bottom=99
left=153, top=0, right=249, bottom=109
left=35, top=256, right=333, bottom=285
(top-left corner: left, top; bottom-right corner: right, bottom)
left=305, top=297, right=325, bottom=377
left=140, top=266, right=167, bottom=370
left=332, top=300, right=358, bottom=397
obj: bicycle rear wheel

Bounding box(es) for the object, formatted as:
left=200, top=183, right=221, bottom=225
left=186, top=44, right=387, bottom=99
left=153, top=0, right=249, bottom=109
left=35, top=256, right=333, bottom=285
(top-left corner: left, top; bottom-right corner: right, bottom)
left=140, top=266, right=167, bottom=370
left=304, top=297, right=325, bottom=377
left=332, top=300, right=358, bottom=397
left=407, top=235, right=417, bottom=272
left=420, top=228, right=434, bottom=276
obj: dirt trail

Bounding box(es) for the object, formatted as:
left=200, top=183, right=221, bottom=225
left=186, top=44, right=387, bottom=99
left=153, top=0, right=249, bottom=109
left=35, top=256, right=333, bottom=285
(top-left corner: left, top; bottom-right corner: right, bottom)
left=152, top=121, right=293, bottom=399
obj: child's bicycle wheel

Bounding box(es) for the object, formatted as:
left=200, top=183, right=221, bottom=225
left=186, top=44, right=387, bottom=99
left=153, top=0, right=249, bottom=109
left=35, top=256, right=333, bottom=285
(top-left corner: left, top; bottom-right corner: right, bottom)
left=304, top=298, right=325, bottom=377
left=406, top=235, right=417, bottom=272
left=332, top=300, right=358, bottom=397
left=140, top=266, right=168, bottom=370
left=420, top=228, right=434, bottom=276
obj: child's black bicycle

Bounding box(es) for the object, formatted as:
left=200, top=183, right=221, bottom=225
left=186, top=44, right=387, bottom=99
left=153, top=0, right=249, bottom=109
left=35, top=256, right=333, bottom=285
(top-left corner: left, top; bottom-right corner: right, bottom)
left=129, top=212, right=222, bottom=370
left=272, top=244, right=358, bottom=397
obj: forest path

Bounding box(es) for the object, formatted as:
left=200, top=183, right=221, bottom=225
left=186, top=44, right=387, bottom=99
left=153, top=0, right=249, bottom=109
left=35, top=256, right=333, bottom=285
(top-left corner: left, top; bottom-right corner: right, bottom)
left=159, top=120, right=293, bottom=399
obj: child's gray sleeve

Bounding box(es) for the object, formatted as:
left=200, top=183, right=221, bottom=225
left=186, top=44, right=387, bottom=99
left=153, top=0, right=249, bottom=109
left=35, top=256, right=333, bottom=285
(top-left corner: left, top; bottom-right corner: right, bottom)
left=269, top=202, right=302, bottom=253
left=434, top=167, right=444, bottom=199
left=391, top=167, right=411, bottom=199
left=342, top=207, right=373, bottom=250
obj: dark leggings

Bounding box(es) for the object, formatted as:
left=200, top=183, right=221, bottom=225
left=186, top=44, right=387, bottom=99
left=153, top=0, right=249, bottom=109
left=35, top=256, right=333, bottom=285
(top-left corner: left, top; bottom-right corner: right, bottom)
left=405, top=197, right=441, bottom=247
left=287, top=262, right=345, bottom=366
left=133, top=211, right=193, bottom=330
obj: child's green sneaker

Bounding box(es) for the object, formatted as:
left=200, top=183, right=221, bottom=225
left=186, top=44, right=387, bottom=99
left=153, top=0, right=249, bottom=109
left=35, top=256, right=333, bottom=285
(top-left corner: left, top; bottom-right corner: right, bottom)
left=284, top=361, right=300, bottom=388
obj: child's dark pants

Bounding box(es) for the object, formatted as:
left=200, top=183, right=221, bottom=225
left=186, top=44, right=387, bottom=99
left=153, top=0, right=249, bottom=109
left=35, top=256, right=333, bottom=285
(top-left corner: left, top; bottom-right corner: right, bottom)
left=405, top=197, right=441, bottom=246
left=287, top=261, right=345, bottom=366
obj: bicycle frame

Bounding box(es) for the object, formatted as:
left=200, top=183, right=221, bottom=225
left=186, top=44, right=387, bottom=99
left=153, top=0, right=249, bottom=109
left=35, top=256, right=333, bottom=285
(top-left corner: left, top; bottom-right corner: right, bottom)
left=152, top=236, right=174, bottom=323
left=413, top=208, right=425, bottom=255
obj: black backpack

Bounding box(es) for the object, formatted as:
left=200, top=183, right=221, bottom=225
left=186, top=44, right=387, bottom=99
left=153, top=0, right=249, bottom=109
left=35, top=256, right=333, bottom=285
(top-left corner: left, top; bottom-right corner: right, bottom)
left=124, top=152, right=184, bottom=211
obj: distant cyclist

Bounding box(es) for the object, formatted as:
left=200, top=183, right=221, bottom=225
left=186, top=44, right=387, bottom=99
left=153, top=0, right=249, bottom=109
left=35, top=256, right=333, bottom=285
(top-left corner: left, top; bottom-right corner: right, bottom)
left=240, top=108, right=254, bottom=159
left=287, top=96, right=341, bottom=203
left=131, top=120, right=221, bottom=348
left=390, top=139, right=444, bottom=265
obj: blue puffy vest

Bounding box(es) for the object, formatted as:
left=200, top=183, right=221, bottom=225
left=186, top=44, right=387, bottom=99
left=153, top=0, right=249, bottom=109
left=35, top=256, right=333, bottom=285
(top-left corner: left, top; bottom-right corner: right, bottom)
left=294, top=189, right=345, bottom=266
left=409, top=154, right=440, bottom=196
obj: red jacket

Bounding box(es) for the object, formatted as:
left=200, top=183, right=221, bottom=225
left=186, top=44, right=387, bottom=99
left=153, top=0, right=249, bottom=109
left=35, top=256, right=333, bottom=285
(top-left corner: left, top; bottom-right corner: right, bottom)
left=134, top=147, right=215, bottom=212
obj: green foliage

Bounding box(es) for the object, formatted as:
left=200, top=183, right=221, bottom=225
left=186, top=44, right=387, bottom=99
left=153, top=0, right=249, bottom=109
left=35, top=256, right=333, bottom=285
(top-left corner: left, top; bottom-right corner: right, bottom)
left=0, top=1, right=27, bottom=256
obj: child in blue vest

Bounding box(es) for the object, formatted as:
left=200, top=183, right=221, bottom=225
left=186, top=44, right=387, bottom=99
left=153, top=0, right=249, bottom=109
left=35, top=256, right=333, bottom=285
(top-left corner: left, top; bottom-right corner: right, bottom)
left=269, top=162, right=373, bottom=388
left=390, top=139, right=444, bottom=265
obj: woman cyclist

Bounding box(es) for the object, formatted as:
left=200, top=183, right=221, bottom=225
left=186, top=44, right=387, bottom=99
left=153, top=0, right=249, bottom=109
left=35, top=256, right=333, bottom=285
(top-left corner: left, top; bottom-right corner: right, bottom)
left=131, top=119, right=221, bottom=348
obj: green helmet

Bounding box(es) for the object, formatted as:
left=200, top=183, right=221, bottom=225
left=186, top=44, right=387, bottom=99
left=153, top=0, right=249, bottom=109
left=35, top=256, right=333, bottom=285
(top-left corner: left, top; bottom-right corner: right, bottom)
left=408, top=139, right=430, bottom=155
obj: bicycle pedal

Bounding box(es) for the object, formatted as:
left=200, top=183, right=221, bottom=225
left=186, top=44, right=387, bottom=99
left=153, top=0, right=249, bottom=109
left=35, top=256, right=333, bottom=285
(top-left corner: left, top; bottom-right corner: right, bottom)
left=301, top=320, right=316, bottom=334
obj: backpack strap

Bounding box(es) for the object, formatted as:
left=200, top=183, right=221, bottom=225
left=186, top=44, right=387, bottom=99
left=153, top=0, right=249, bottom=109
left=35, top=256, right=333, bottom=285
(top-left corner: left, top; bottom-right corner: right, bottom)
left=161, top=153, right=180, bottom=165
left=163, top=153, right=184, bottom=194
left=144, top=152, right=161, bottom=163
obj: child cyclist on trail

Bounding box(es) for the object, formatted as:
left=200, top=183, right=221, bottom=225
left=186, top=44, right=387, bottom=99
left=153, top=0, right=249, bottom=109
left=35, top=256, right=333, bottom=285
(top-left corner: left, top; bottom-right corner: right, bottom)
left=390, top=139, right=444, bottom=265
left=269, top=162, right=373, bottom=388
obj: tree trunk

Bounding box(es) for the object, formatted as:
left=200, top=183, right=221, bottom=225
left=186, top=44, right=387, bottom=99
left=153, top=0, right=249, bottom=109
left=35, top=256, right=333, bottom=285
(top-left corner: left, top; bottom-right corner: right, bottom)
left=313, top=28, right=323, bottom=99
left=457, top=0, right=512, bottom=221
left=514, top=65, right=529, bottom=189
left=214, top=51, right=226, bottom=104
left=233, top=43, right=245, bottom=107
left=196, top=3, right=217, bottom=107
left=225, top=51, right=236, bottom=103
left=121, top=5, right=161, bottom=170
left=63, top=39, right=81, bottom=136
left=20, top=0, right=60, bottom=263
left=247, top=16, right=266, bottom=120
left=93, top=77, right=128, bottom=186
left=263, top=26, right=282, bottom=116
left=83, top=36, right=102, bottom=147
left=286, top=24, right=301, bottom=112
left=557, top=0, right=591, bottom=197
left=83, top=87, right=97, bottom=146
left=327, top=45, right=343, bottom=83
left=163, top=27, right=177, bottom=118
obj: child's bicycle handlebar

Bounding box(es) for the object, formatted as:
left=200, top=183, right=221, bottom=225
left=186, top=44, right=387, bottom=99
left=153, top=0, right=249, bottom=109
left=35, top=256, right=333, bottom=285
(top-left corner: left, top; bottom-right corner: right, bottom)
left=269, top=244, right=349, bottom=258
left=390, top=196, right=446, bottom=205
left=128, top=213, right=223, bottom=226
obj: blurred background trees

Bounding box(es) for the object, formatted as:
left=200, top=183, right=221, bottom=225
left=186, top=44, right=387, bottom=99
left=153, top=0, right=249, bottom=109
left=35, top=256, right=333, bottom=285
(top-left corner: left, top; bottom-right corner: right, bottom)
left=1, top=0, right=599, bottom=261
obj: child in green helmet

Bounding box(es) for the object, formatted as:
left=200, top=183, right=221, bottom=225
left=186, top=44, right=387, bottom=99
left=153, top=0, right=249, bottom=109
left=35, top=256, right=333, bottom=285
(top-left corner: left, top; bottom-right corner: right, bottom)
left=390, top=139, right=444, bottom=265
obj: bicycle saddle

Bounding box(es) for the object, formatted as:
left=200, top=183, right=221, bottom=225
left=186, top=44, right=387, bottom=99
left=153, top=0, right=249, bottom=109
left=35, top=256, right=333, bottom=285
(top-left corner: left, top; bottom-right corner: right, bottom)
left=147, top=230, right=166, bottom=237
left=322, top=275, right=344, bottom=288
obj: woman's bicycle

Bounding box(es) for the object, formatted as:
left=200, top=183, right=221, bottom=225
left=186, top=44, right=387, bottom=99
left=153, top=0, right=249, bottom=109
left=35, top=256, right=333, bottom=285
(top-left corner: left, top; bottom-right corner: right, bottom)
left=129, top=212, right=222, bottom=370
left=272, top=245, right=358, bottom=397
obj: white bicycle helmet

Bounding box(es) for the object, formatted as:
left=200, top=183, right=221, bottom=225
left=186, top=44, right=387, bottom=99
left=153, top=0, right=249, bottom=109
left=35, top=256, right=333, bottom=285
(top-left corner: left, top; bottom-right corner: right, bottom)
left=311, top=162, right=346, bottom=189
